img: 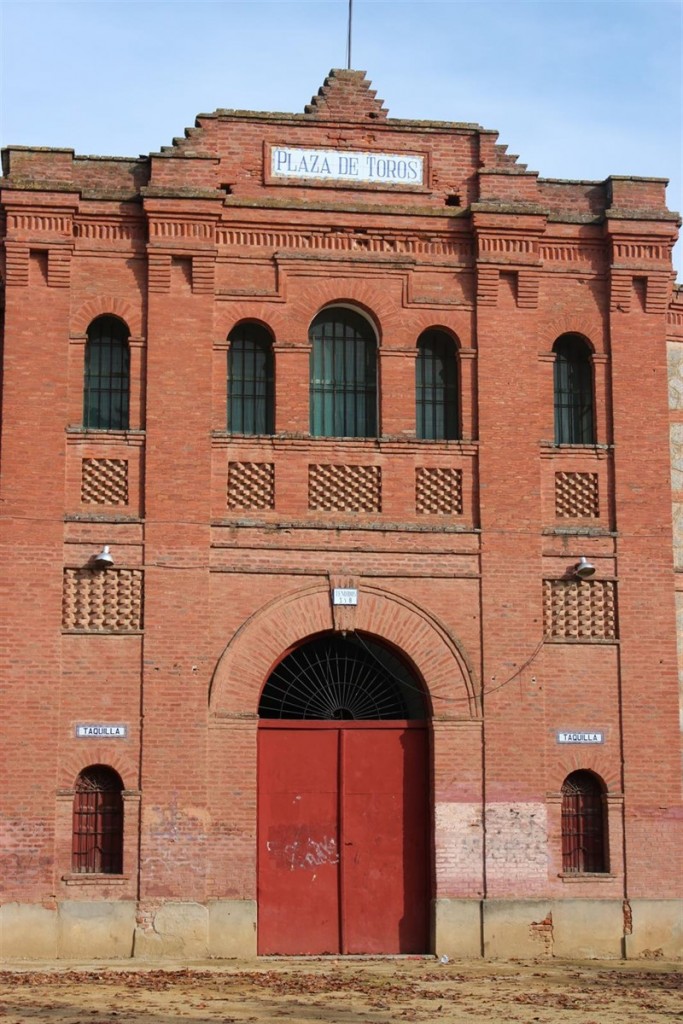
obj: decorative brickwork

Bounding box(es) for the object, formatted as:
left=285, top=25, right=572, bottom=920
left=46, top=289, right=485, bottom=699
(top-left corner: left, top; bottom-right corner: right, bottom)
left=192, top=255, right=215, bottom=295
left=4, top=243, right=29, bottom=286
left=62, top=569, right=143, bottom=632
left=477, top=266, right=499, bottom=306
left=304, top=69, right=388, bottom=121
left=81, top=458, right=129, bottom=506
left=517, top=268, right=540, bottom=309
left=415, top=467, right=463, bottom=515
left=47, top=249, right=72, bottom=288
left=227, top=462, right=275, bottom=511
left=148, top=253, right=171, bottom=293
left=543, top=579, right=617, bottom=640
left=554, top=472, right=599, bottom=518
left=215, top=226, right=471, bottom=260
left=308, top=464, right=381, bottom=512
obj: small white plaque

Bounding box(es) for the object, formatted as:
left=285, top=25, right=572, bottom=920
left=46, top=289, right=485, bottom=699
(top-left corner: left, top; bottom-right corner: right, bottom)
left=557, top=731, right=604, bottom=744
left=271, top=146, right=424, bottom=186
left=332, top=588, right=358, bottom=606
left=76, top=724, right=128, bottom=739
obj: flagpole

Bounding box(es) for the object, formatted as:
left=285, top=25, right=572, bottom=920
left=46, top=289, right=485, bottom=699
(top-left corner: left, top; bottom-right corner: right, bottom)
left=346, top=0, right=353, bottom=70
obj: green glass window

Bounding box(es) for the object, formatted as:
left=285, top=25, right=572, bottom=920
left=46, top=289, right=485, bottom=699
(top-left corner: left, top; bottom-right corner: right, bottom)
left=228, top=323, right=274, bottom=434
left=416, top=329, right=459, bottom=440
left=83, top=316, right=130, bottom=430
left=553, top=334, right=594, bottom=444
left=309, top=308, right=377, bottom=437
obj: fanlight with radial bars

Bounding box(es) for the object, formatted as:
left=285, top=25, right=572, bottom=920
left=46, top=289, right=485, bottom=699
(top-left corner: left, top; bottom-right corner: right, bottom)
left=258, top=633, right=426, bottom=720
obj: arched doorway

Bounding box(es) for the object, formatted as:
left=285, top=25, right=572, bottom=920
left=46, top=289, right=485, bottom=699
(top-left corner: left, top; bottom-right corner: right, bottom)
left=257, top=632, right=430, bottom=955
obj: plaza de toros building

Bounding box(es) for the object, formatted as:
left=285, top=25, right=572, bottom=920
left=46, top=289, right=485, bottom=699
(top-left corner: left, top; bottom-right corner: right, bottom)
left=1, top=70, right=682, bottom=960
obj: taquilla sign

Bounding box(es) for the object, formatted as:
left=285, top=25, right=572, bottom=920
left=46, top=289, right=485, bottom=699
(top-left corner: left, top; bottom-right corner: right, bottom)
left=271, top=146, right=424, bottom=186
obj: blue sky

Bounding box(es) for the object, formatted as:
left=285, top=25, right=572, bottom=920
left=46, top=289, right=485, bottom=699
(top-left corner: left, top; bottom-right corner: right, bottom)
left=1, top=0, right=681, bottom=271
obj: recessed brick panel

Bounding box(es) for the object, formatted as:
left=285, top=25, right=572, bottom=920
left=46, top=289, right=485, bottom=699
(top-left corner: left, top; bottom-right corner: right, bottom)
left=308, top=464, right=381, bottom=512
left=415, top=467, right=463, bottom=515
left=81, top=458, right=129, bottom=506
left=554, top=472, right=599, bottom=518
left=543, top=579, right=617, bottom=640
left=228, top=462, right=275, bottom=511
left=62, top=569, right=143, bottom=632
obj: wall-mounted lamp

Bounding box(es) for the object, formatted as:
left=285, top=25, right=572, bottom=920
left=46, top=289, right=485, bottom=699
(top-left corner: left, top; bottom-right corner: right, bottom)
left=573, top=556, right=596, bottom=580
left=91, top=545, right=114, bottom=569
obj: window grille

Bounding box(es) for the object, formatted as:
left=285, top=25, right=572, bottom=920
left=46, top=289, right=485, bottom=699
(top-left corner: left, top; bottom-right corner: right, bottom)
left=259, top=633, right=426, bottom=720
left=561, top=770, right=606, bottom=873
left=72, top=765, right=124, bottom=874
left=553, top=334, right=594, bottom=444
left=228, top=323, right=274, bottom=434
left=83, top=316, right=130, bottom=430
left=309, top=308, right=377, bottom=438
left=416, top=330, right=459, bottom=440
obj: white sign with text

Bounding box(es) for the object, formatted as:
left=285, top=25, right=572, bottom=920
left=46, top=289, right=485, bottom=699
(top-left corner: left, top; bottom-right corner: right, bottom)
left=76, top=724, right=128, bottom=739
left=271, top=146, right=424, bottom=186
left=556, top=731, right=604, bottom=744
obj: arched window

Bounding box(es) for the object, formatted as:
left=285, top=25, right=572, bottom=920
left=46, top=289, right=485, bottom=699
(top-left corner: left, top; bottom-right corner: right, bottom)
left=83, top=316, right=130, bottom=430
left=309, top=307, right=377, bottom=438
left=72, top=765, right=124, bottom=874
left=561, top=770, right=606, bottom=873
left=553, top=334, right=594, bottom=444
left=416, top=329, right=459, bottom=440
left=259, top=632, right=426, bottom=720
left=228, top=322, right=274, bottom=434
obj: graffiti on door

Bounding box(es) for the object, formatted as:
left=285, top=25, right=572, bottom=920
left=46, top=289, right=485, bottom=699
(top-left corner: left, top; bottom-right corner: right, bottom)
left=266, top=824, right=339, bottom=870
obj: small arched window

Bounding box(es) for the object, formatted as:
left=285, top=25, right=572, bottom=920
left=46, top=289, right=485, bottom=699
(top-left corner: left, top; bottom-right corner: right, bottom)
left=553, top=334, right=594, bottom=444
left=72, top=765, right=124, bottom=874
left=561, top=770, right=606, bottom=873
left=416, top=329, right=459, bottom=440
left=309, top=307, right=377, bottom=438
left=83, top=316, right=130, bottom=430
left=228, top=322, right=275, bottom=434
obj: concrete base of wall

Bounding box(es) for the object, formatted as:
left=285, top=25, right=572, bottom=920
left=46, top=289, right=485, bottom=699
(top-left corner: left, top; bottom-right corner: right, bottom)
left=433, top=899, right=482, bottom=958
left=208, top=900, right=257, bottom=957
left=624, top=900, right=683, bottom=960
left=1, top=898, right=681, bottom=960
left=0, top=901, right=136, bottom=959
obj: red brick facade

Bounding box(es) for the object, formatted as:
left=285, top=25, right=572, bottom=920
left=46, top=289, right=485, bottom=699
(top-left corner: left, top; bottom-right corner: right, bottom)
left=1, top=70, right=681, bottom=959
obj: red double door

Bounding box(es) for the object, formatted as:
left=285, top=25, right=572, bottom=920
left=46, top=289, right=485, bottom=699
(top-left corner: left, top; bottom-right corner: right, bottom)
left=258, top=721, right=429, bottom=955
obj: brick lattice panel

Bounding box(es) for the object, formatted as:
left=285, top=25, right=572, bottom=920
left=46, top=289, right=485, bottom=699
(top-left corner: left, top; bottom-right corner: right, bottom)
left=543, top=579, right=616, bottom=640
left=81, top=458, right=129, bottom=506
left=554, top=472, right=599, bottom=518
left=62, top=569, right=143, bottom=632
left=227, top=462, right=275, bottom=511
left=415, top=467, right=463, bottom=515
left=308, top=464, right=381, bottom=513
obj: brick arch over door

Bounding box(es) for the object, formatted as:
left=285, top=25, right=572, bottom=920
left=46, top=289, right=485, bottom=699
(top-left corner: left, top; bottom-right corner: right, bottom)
left=209, top=582, right=479, bottom=719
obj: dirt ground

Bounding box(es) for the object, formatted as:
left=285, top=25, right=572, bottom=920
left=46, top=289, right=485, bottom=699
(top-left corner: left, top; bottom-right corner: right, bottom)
left=0, top=958, right=681, bottom=1024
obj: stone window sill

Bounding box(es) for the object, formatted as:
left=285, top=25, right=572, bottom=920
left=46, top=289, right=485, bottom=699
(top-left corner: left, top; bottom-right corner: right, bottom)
left=61, top=873, right=130, bottom=886
left=559, top=872, right=616, bottom=883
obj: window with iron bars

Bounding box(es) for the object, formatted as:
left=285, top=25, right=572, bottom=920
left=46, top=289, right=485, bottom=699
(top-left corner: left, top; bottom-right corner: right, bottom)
left=309, top=308, right=377, bottom=438
left=72, top=765, right=124, bottom=874
left=416, top=329, right=459, bottom=440
left=561, top=770, right=606, bottom=873
left=83, top=316, right=130, bottom=430
left=553, top=333, right=594, bottom=444
left=228, top=322, right=275, bottom=434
